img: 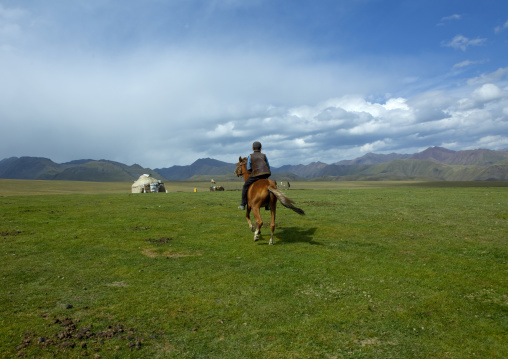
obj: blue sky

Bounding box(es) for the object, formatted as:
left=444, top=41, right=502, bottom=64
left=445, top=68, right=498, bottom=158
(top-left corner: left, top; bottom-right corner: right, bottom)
left=1, top=0, right=507, bottom=168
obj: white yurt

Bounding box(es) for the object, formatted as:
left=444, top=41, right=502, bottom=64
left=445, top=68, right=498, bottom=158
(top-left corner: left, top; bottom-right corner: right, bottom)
left=131, top=174, right=166, bottom=193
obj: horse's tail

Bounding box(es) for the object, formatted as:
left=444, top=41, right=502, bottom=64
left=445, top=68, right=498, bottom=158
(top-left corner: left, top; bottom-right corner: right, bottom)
left=268, top=186, right=305, bottom=216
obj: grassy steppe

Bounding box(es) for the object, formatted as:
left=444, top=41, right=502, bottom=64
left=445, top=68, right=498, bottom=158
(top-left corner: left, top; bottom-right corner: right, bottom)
left=0, top=180, right=507, bottom=358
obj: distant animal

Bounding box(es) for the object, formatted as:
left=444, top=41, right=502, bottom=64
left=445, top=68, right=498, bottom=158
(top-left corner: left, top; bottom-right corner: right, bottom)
left=235, top=156, right=305, bottom=245
left=279, top=181, right=290, bottom=190
left=209, top=185, right=225, bottom=191
left=211, top=179, right=216, bottom=184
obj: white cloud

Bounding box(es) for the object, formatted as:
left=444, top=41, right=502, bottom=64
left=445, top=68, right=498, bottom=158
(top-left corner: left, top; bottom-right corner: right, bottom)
left=383, top=97, right=409, bottom=111
left=437, top=14, right=461, bottom=26
left=407, top=91, right=453, bottom=123
left=360, top=139, right=391, bottom=153
left=494, top=19, right=508, bottom=34
left=207, top=122, right=237, bottom=138
left=452, top=59, right=488, bottom=70
left=441, top=14, right=461, bottom=22
left=477, top=135, right=508, bottom=149
left=442, top=35, right=487, bottom=51
left=468, top=67, right=508, bottom=86
left=472, top=84, right=503, bottom=102
left=452, top=60, right=474, bottom=69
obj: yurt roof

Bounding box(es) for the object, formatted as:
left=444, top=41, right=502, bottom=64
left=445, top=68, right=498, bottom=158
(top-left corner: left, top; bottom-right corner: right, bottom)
left=132, top=174, right=162, bottom=187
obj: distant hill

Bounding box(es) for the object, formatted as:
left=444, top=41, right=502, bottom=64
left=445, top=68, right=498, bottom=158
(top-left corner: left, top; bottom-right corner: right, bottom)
left=1, top=147, right=508, bottom=182
left=335, top=152, right=411, bottom=165
left=0, top=157, right=166, bottom=182
left=0, top=157, right=61, bottom=179
left=275, top=162, right=329, bottom=178
left=410, top=146, right=456, bottom=162
left=413, top=147, right=508, bottom=166
left=155, top=158, right=236, bottom=181
left=151, top=147, right=508, bottom=181
left=272, top=147, right=508, bottom=180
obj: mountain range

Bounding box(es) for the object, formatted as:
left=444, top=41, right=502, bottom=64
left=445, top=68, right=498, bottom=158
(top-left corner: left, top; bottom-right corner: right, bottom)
left=1, top=147, right=508, bottom=182
left=0, top=157, right=161, bottom=182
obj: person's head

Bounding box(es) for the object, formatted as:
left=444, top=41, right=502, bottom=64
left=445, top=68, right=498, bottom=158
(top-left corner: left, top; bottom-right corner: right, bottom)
left=252, top=141, right=262, bottom=151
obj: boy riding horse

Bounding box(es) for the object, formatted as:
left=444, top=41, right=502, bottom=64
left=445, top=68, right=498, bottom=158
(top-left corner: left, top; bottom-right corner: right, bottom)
left=238, top=141, right=271, bottom=210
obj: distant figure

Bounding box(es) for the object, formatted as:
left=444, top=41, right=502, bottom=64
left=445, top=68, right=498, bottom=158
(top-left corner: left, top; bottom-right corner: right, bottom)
left=211, top=179, right=216, bottom=184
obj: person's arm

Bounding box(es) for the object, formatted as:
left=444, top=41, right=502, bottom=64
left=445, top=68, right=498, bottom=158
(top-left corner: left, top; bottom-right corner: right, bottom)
left=265, top=156, right=270, bottom=170
left=247, top=155, right=252, bottom=171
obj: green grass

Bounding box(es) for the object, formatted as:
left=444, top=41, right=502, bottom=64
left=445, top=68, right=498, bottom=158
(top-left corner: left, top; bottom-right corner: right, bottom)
left=0, top=181, right=507, bottom=358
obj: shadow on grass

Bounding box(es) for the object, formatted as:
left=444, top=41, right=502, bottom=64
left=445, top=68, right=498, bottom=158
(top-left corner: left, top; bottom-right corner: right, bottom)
left=259, top=226, right=321, bottom=245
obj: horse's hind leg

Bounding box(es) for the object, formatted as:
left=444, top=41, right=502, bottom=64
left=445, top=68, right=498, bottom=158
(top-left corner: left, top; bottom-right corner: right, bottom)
left=269, top=198, right=276, bottom=245
left=245, top=206, right=255, bottom=232
left=252, top=207, right=263, bottom=241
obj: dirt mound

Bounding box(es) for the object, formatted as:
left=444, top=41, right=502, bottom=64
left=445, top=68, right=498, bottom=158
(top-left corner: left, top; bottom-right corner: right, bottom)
left=15, top=315, right=150, bottom=357
left=145, top=237, right=173, bottom=244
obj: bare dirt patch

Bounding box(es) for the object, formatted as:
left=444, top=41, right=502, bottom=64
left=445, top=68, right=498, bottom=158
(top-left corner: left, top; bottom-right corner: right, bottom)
left=1, top=230, right=21, bottom=236
left=141, top=247, right=200, bottom=258
left=15, top=316, right=147, bottom=357
left=145, top=237, right=173, bottom=244
left=141, top=247, right=160, bottom=258
left=133, top=226, right=151, bottom=231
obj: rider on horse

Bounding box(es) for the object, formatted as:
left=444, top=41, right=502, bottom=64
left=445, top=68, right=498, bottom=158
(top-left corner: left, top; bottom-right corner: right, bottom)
left=238, top=141, right=271, bottom=210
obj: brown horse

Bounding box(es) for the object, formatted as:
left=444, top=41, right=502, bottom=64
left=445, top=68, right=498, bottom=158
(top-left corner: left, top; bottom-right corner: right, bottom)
left=234, top=156, right=305, bottom=245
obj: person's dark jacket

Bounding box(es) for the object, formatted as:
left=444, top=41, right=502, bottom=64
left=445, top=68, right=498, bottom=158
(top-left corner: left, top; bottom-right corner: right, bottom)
left=248, top=151, right=271, bottom=177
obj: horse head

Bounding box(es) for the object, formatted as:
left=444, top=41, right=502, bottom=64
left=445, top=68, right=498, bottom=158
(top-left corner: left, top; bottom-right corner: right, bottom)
left=234, top=157, right=248, bottom=177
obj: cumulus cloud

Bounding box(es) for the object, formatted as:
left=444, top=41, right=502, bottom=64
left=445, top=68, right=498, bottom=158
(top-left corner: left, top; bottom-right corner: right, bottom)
left=477, top=135, right=508, bottom=149
left=3, top=60, right=507, bottom=166
left=360, top=139, right=392, bottom=153
left=472, top=84, right=503, bottom=102
left=442, top=35, right=487, bottom=51
left=198, top=69, right=508, bottom=165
